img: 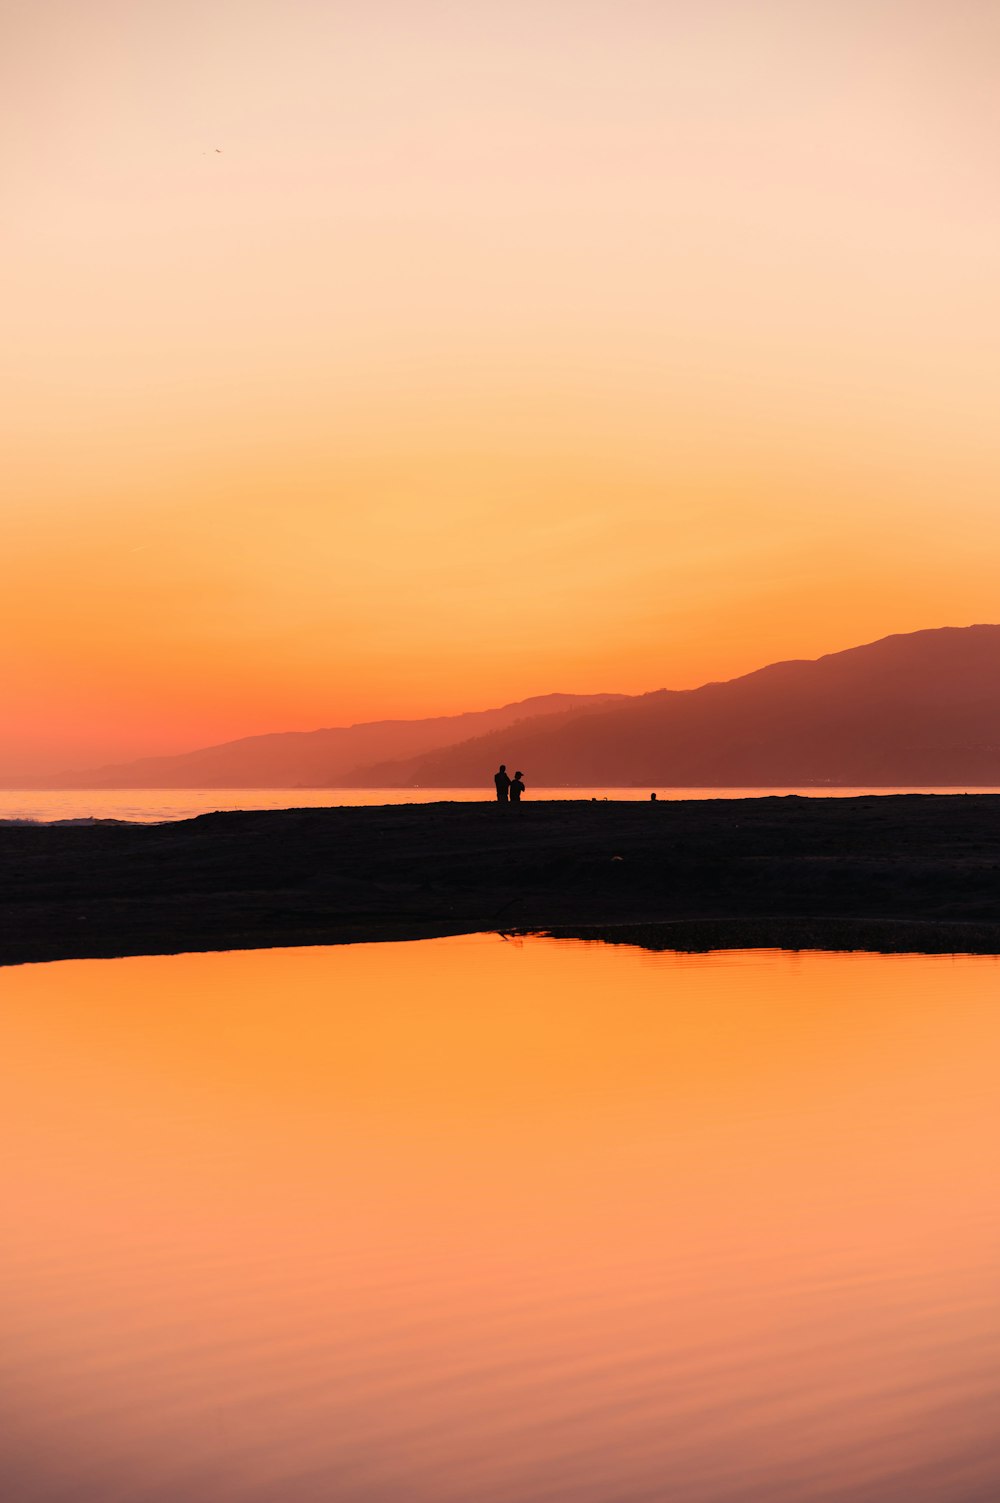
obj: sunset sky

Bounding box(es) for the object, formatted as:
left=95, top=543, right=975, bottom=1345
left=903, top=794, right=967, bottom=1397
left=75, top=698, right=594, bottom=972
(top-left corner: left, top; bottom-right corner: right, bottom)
left=5, top=0, right=1000, bottom=775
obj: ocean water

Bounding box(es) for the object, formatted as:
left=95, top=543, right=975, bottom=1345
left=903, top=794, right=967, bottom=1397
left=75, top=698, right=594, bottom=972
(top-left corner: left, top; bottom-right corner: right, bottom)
left=4, top=785, right=1000, bottom=823
left=2, top=935, right=998, bottom=1502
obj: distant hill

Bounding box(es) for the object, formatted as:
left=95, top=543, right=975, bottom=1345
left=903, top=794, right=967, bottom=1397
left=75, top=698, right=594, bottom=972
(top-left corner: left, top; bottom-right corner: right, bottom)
left=351, top=626, right=1000, bottom=787
left=28, top=693, right=622, bottom=789
left=21, top=626, right=1000, bottom=790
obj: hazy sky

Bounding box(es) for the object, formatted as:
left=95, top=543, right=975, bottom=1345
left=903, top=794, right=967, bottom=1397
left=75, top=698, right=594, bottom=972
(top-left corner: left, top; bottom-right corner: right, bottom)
left=5, top=0, right=1000, bottom=773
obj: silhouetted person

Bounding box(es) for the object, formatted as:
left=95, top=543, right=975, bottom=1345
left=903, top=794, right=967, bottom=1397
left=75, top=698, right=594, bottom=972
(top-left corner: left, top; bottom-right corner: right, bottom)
left=650, top=792, right=657, bottom=801
left=510, top=771, right=525, bottom=803
left=494, top=764, right=511, bottom=802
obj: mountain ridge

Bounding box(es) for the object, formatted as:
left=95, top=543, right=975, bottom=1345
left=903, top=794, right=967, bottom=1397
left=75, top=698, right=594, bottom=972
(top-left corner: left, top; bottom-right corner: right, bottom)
left=13, top=626, right=1000, bottom=788
left=349, top=625, right=1000, bottom=787
left=16, top=692, right=623, bottom=789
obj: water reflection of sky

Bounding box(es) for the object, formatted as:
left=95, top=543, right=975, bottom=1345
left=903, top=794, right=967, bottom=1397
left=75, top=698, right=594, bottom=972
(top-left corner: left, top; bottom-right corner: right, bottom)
left=2, top=937, right=998, bottom=1502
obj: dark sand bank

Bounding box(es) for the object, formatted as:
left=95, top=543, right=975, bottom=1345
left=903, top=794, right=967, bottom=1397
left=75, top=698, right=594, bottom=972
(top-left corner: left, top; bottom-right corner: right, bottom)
left=3, top=795, right=1000, bottom=967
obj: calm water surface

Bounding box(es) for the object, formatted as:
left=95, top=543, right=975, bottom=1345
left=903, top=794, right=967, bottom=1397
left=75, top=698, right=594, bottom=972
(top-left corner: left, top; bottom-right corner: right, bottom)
left=2, top=936, right=999, bottom=1501
left=4, top=786, right=1000, bottom=823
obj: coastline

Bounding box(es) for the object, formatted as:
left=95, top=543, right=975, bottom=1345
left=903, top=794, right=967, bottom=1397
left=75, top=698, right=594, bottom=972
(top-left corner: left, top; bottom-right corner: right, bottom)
left=3, top=794, right=1000, bottom=967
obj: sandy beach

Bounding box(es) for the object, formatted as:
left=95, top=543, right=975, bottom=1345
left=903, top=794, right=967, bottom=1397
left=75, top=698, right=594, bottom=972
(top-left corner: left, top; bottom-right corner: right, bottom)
left=3, top=794, right=1000, bottom=966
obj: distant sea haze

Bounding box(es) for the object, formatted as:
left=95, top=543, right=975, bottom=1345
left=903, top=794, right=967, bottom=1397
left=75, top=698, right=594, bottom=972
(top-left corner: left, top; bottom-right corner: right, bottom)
left=9, top=625, right=1000, bottom=791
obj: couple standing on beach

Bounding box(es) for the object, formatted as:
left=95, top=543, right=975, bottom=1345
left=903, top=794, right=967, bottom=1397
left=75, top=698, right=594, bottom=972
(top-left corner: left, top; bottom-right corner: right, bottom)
left=494, top=764, right=525, bottom=803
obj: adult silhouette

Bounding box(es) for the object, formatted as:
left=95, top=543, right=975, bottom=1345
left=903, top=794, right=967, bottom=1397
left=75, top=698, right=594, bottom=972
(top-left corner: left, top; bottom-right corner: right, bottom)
left=510, top=771, right=525, bottom=803
left=494, top=764, right=511, bottom=802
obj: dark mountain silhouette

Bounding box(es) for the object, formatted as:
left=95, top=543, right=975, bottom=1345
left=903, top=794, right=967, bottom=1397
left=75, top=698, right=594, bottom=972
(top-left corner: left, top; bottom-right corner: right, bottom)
left=27, top=693, right=622, bottom=789
left=351, top=626, right=1000, bottom=787
left=19, top=626, right=1000, bottom=790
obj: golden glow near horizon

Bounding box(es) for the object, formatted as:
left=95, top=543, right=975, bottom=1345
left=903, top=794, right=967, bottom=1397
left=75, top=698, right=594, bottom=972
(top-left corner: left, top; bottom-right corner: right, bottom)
left=5, top=2, right=1000, bottom=773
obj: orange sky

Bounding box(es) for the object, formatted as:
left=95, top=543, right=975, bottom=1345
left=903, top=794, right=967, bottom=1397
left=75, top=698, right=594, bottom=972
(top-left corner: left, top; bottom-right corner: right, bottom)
left=4, top=1, right=1000, bottom=775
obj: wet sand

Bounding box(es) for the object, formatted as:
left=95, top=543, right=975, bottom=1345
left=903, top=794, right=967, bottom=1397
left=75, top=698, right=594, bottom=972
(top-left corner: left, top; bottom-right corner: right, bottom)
left=3, top=794, right=1000, bottom=966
